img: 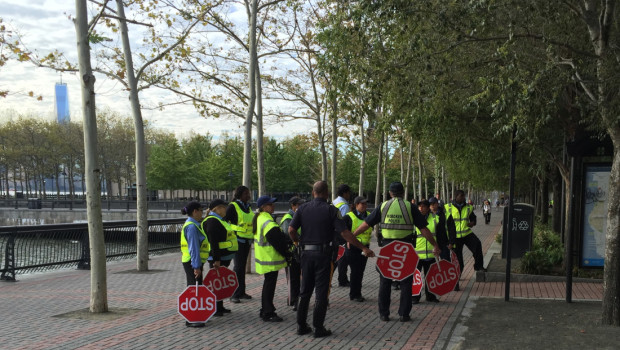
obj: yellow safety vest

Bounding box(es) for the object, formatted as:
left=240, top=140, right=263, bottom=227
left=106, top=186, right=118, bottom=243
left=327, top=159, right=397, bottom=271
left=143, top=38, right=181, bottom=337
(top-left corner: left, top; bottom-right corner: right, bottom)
left=230, top=201, right=255, bottom=239
left=203, top=215, right=239, bottom=252
left=280, top=212, right=301, bottom=236
left=181, top=220, right=210, bottom=264
left=445, top=203, right=473, bottom=238
left=379, top=198, right=415, bottom=239
left=415, top=213, right=439, bottom=259
left=254, top=212, right=287, bottom=274
left=348, top=211, right=371, bottom=245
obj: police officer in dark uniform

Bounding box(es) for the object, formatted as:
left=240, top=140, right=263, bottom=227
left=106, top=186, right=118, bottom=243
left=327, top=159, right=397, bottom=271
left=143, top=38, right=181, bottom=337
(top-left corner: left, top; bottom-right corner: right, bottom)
left=353, top=182, right=440, bottom=322
left=288, top=181, right=375, bottom=338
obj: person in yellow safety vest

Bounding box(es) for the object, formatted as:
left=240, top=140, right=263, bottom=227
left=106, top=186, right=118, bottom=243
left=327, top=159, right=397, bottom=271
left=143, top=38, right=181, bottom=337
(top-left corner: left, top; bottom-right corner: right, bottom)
left=253, top=195, right=292, bottom=322
left=353, top=182, right=440, bottom=323
left=332, top=184, right=352, bottom=287
left=226, top=186, right=255, bottom=304
left=343, top=196, right=372, bottom=302
left=412, top=199, right=446, bottom=304
left=444, top=190, right=486, bottom=281
left=202, top=198, right=238, bottom=317
left=280, top=196, right=305, bottom=311
left=180, top=200, right=208, bottom=327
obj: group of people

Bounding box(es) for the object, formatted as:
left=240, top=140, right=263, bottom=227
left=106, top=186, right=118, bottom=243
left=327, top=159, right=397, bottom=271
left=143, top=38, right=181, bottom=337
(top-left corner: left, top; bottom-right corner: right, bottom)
left=180, top=181, right=486, bottom=338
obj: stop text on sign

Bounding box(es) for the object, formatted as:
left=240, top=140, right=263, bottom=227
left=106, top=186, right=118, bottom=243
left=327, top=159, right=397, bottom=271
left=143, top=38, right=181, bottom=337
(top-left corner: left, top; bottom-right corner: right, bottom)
left=387, top=242, right=411, bottom=279
left=179, top=294, right=215, bottom=312
left=427, top=264, right=458, bottom=289
left=205, top=273, right=236, bottom=291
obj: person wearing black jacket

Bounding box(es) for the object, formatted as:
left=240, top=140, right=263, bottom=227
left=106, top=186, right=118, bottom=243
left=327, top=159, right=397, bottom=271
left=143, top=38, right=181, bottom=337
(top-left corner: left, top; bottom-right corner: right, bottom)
left=202, top=199, right=237, bottom=316
left=226, top=186, right=254, bottom=303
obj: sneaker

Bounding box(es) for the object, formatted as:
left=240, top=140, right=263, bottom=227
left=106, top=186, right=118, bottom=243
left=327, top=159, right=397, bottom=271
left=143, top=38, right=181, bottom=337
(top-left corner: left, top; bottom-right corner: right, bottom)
left=350, top=296, right=365, bottom=302
left=297, top=324, right=312, bottom=335
left=313, top=327, right=332, bottom=338
left=399, top=315, right=411, bottom=322
left=230, top=297, right=241, bottom=303
left=221, top=307, right=232, bottom=313
left=213, top=311, right=224, bottom=317
left=380, top=315, right=390, bottom=322
left=240, top=293, right=252, bottom=300
left=427, top=298, right=440, bottom=303
left=338, top=281, right=350, bottom=287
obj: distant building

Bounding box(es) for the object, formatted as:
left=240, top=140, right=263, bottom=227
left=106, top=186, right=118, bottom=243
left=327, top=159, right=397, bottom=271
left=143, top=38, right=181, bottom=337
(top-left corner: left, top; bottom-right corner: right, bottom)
left=55, top=83, right=70, bottom=124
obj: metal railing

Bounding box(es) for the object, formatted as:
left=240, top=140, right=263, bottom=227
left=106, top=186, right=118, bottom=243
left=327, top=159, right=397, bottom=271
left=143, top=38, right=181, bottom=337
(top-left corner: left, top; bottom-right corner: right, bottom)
left=0, top=218, right=185, bottom=281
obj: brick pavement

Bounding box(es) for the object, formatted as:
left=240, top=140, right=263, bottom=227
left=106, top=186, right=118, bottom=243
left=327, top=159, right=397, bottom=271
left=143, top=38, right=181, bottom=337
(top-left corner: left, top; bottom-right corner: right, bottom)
left=0, top=209, right=602, bottom=350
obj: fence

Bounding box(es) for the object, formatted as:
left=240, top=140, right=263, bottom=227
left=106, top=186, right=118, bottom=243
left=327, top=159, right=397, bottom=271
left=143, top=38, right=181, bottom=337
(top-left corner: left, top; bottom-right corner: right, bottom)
left=0, top=218, right=185, bottom=281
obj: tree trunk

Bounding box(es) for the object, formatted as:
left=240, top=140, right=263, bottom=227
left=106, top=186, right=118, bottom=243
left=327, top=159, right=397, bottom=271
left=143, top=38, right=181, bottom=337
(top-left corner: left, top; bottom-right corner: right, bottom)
left=541, top=170, right=549, bottom=224
left=417, top=141, right=422, bottom=201
left=358, top=118, right=366, bottom=196
left=243, top=0, right=257, bottom=189
left=399, top=142, right=404, bottom=183
left=404, top=139, right=413, bottom=199
left=75, top=0, right=107, bottom=313
left=116, top=0, right=149, bottom=271
left=330, top=108, right=337, bottom=200
left=374, top=132, right=384, bottom=206
left=602, top=133, right=620, bottom=326
left=255, top=62, right=265, bottom=196
left=382, top=135, right=388, bottom=202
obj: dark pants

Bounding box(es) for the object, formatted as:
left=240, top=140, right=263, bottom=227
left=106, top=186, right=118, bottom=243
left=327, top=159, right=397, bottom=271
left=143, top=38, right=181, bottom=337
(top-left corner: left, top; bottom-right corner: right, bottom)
left=286, top=261, right=301, bottom=306
left=484, top=212, right=491, bottom=224
left=232, top=239, right=251, bottom=298
left=412, top=258, right=438, bottom=302
left=378, top=273, right=413, bottom=317
left=261, top=270, right=279, bottom=316
left=208, top=259, right=231, bottom=312
left=336, top=245, right=349, bottom=285
left=347, top=244, right=368, bottom=299
left=182, top=261, right=204, bottom=286
left=455, top=233, right=484, bottom=272
left=297, top=249, right=333, bottom=329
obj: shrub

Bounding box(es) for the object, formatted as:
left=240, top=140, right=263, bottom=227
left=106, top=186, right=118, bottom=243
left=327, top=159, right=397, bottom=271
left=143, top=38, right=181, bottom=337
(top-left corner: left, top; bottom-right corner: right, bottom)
left=519, top=222, right=563, bottom=275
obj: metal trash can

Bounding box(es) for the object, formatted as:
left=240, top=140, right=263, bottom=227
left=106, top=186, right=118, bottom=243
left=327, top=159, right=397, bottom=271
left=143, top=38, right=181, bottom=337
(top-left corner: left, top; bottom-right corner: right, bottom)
left=27, top=198, right=42, bottom=209
left=502, top=203, right=534, bottom=258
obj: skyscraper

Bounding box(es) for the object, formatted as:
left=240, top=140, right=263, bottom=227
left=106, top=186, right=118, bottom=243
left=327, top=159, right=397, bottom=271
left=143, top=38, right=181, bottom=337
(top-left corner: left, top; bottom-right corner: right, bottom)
left=55, top=82, right=70, bottom=124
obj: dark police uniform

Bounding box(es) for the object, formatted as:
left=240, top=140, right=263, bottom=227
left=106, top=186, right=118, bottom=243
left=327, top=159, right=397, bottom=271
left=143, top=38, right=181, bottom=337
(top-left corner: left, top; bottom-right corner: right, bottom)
left=364, top=198, right=428, bottom=320
left=343, top=210, right=370, bottom=301
left=289, top=197, right=345, bottom=332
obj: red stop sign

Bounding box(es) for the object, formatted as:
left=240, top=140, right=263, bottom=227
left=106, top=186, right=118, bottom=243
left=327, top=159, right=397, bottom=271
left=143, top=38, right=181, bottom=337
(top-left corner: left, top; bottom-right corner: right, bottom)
left=425, top=259, right=459, bottom=296
left=204, top=267, right=239, bottom=300
left=178, top=284, right=216, bottom=323
left=376, top=241, right=418, bottom=281
left=411, top=268, right=423, bottom=296
left=336, top=245, right=345, bottom=262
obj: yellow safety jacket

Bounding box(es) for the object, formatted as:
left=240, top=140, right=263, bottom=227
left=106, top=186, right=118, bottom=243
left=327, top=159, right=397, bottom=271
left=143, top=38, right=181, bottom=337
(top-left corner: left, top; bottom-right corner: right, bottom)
left=203, top=215, right=239, bottom=252
left=415, top=213, right=439, bottom=259
left=379, top=198, right=415, bottom=239
left=280, top=212, right=301, bottom=236
left=348, top=211, right=372, bottom=245
left=254, top=212, right=287, bottom=274
left=445, top=203, right=473, bottom=239
left=229, top=201, right=255, bottom=239
left=181, top=220, right=210, bottom=264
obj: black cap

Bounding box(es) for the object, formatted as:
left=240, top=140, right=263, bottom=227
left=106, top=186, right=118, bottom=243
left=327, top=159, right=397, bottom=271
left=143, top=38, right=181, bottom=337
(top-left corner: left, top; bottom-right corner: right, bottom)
left=353, top=196, right=368, bottom=205
left=418, top=199, right=430, bottom=207
left=183, top=200, right=204, bottom=214
left=429, top=197, right=438, bottom=204
left=208, top=199, right=228, bottom=210
left=289, top=196, right=305, bottom=206
left=389, top=182, right=404, bottom=193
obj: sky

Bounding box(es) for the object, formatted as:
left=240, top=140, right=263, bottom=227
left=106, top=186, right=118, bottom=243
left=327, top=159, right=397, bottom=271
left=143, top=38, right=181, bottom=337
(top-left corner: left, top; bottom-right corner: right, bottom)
left=0, top=0, right=316, bottom=140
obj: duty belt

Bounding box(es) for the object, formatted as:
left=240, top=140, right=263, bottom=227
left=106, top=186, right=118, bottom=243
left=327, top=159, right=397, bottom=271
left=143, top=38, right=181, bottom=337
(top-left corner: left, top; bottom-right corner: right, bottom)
left=301, top=243, right=332, bottom=251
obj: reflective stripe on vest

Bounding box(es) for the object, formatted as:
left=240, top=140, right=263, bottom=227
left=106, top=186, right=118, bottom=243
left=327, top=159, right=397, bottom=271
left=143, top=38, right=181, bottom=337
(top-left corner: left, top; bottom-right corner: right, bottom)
left=415, top=213, right=438, bottom=259
left=203, top=215, right=239, bottom=252
left=231, top=201, right=255, bottom=239
left=380, top=198, right=414, bottom=238
left=181, top=220, right=210, bottom=263
left=254, top=212, right=287, bottom=274
left=348, top=211, right=371, bottom=245
left=445, top=204, right=473, bottom=238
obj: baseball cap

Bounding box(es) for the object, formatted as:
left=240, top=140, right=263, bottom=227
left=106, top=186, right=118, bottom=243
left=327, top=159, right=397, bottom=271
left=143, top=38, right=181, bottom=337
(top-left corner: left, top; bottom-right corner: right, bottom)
left=429, top=197, right=438, bottom=204
left=353, top=196, right=368, bottom=205
left=257, top=195, right=277, bottom=208
left=208, top=199, right=228, bottom=210
left=183, top=200, right=205, bottom=214
left=289, top=196, right=305, bottom=205
left=418, top=199, right=430, bottom=207
left=389, top=182, right=404, bottom=193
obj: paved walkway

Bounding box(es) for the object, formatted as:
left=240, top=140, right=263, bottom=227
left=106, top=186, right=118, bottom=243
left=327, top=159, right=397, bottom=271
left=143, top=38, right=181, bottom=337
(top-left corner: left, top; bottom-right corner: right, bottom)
left=0, top=209, right=602, bottom=350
